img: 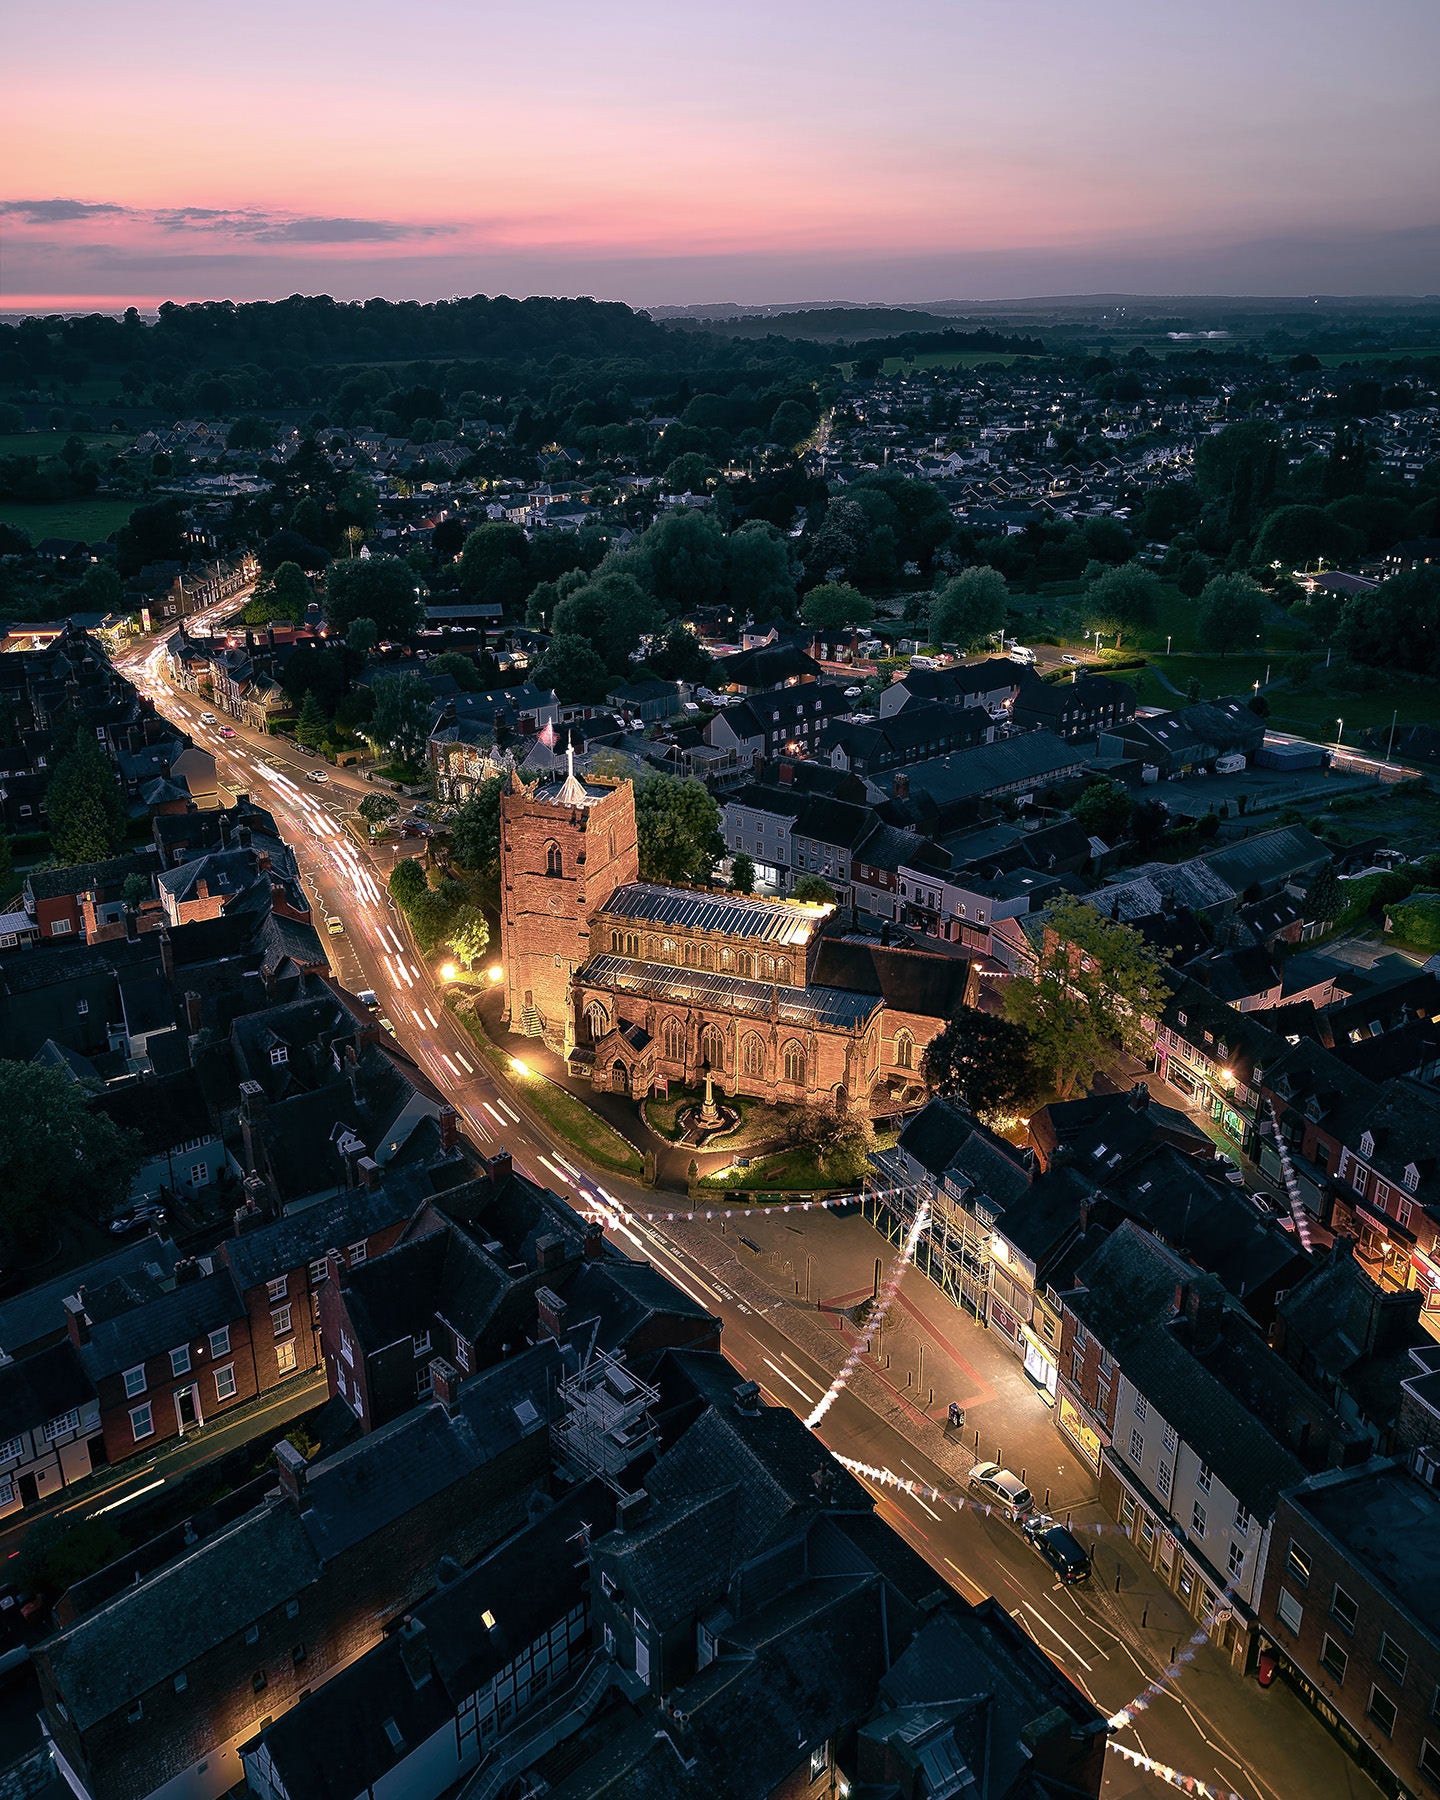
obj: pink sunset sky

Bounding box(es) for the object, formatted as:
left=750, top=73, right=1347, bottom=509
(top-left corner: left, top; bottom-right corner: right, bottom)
left=3, top=0, right=1437, bottom=311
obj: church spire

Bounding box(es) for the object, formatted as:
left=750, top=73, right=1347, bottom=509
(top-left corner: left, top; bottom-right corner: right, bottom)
left=554, top=728, right=588, bottom=807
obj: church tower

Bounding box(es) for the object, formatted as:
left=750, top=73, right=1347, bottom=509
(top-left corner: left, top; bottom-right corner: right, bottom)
left=499, top=754, right=639, bottom=1051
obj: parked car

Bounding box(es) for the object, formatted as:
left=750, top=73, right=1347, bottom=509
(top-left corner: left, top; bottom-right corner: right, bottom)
left=1061, top=653, right=1084, bottom=666
left=296, top=742, right=315, bottom=756
left=326, top=916, right=344, bottom=936
left=844, top=686, right=864, bottom=698
left=968, top=1462, right=1034, bottom=1516
left=377, top=1015, right=397, bottom=1037
left=1247, top=1190, right=1279, bottom=1218
left=109, top=1203, right=167, bottom=1237
left=307, top=769, right=329, bottom=783
left=1021, top=1516, right=1092, bottom=1582
left=355, top=989, right=379, bottom=1011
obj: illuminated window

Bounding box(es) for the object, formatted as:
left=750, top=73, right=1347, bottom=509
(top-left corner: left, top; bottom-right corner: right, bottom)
left=782, top=1042, right=806, bottom=1087
left=742, top=1034, right=766, bottom=1078
left=276, top=1341, right=297, bottom=1374
left=894, top=1031, right=914, bottom=1070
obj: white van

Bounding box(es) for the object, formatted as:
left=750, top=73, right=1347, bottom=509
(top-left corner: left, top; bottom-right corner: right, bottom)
left=1008, top=646, right=1037, bottom=666
left=1214, top=752, right=1247, bottom=774
left=909, top=654, right=938, bottom=670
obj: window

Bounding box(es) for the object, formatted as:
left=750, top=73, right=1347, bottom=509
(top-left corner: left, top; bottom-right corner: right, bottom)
left=209, top=1327, right=230, bottom=1358
left=130, top=1403, right=154, bottom=1441
left=267, top=1276, right=288, bottom=1302
left=45, top=1409, right=81, bottom=1441
left=252, top=1671, right=267, bottom=1693
left=894, top=1031, right=914, bottom=1070
left=1196, top=1461, right=1213, bottom=1493
left=1130, top=1428, right=1145, bottom=1462
left=308, top=1258, right=328, bottom=1286
left=1227, top=1543, right=1245, bottom=1580
left=1277, top=1588, right=1303, bottom=1634
left=340, top=1331, right=354, bottom=1366
left=1233, top=1504, right=1251, bottom=1536
left=124, top=1365, right=148, bottom=1399
left=50, top=918, right=73, bottom=936
left=77, top=998, right=89, bottom=1016
left=1320, top=1635, right=1348, bottom=1684
left=1157, top=1462, right=1172, bottom=1501
left=276, top=1341, right=297, bottom=1375
left=348, top=1241, right=368, bottom=1266
left=810, top=1746, right=828, bottom=1781
left=271, top=1305, right=292, bottom=1338
left=0, top=1435, right=24, bottom=1465
left=1397, top=1199, right=1413, bottom=1230
left=127, top=1702, right=143, bottom=1724
left=292, top=1644, right=307, bottom=1667
left=245, top=1624, right=260, bottom=1646
left=1286, top=1541, right=1312, bottom=1587
left=173, top=1673, right=187, bottom=1694
left=1367, top=1686, right=1397, bottom=1739
left=782, top=1041, right=806, bottom=1087
left=189, top=1162, right=208, bottom=1186
left=214, top=1365, right=237, bottom=1402
left=1096, top=1378, right=1111, bottom=1416
left=1331, top=1585, right=1358, bottom=1634
left=170, top=1346, right=191, bottom=1377
left=454, top=1337, right=471, bottom=1372
left=414, top=1331, right=431, bottom=1357
left=1134, top=1394, right=1148, bottom=1422
left=269, top=1045, right=288, bottom=1067
left=1120, top=1492, right=1136, bottom=1527
left=1378, top=1634, right=1409, bottom=1685
left=1163, top=1422, right=1178, bottom=1453
left=1191, top=1501, right=1207, bottom=1537
left=545, top=841, right=562, bottom=877
left=741, top=1033, right=766, bottom=1078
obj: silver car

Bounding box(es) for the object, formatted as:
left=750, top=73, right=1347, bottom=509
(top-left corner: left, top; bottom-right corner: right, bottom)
left=968, top=1461, right=1034, bottom=1516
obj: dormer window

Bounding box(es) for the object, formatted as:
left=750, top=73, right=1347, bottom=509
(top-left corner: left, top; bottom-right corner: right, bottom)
left=1404, top=1164, right=1420, bottom=1192
left=1359, top=1130, right=1375, bottom=1160
left=270, top=1045, right=288, bottom=1067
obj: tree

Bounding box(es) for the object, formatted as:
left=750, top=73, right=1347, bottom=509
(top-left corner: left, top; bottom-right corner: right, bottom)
left=769, top=399, right=816, bottom=446
left=929, top=565, right=1007, bottom=650
left=726, top=521, right=796, bottom=618
left=1335, top=567, right=1440, bottom=678
left=447, top=907, right=491, bottom=970
left=295, top=690, right=328, bottom=751
left=365, top=671, right=432, bottom=770
left=0, top=1061, right=142, bottom=1245
left=0, top=833, right=12, bottom=894
left=458, top=522, right=529, bottom=611
left=1197, top=573, right=1265, bottom=656
left=553, top=572, right=662, bottom=672
left=1305, top=860, right=1341, bottom=926
left=1253, top=504, right=1354, bottom=570
left=784, top=1099, right=874, bottom=1181
left=921, top=1008, right=1037, bottom=1121
left=634, top=774, right=723, bottom=887
left=1001, top=895, right=1171, bottom=1098
left=325, top=557, right=422, bottom=640
left=243, top=560, right=310, bottom=625
left=430, top=650, right=483, bottom=691
left=647, top=620, right=713, bottom=685
left=74, top=562, right=122, bottom=613
left=790, top=875, right=837, bottom=904
left=800, top=583, right=874, bottom=632
left=450, top=776, right=505, bottom=890
left=389, top=858, right=428, bottom=908
left=45, top=737, right=126, bottom=864
left=730, top=851, right=755, bottom=895
left=357, top=793, right=398, bottom=837
left=346, top=615, right=378, bottom=655
left=536, top=633, right=610, bottom=703
left=18, top=1513, right=129, bottom=1602
left=1072, top=777, right=1135, bottom=843
left=1388, top=893, right=1440, bottom=953
left=636, top=509, right=727, bottom=608
left=1082, top=562, right=1162, bottom=645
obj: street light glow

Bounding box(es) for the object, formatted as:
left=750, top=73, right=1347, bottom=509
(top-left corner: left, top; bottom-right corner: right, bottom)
left=511, top=1058, right=530, bottom=1078
left=440, top=962, right=458, bottom=981
left=488, top=965, right=503, bottom=983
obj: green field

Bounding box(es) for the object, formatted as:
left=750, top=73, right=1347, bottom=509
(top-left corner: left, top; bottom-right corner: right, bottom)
left=0, top=498, right=136, bottom=543
left=1314, top=348, right=1440, bottom=367
left=0, top=431, right=131, bottom=459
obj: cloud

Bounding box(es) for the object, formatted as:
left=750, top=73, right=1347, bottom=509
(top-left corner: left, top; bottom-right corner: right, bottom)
left=2, top=199, right=455, bottom=245
left=0, top=198, right=126, bottom=223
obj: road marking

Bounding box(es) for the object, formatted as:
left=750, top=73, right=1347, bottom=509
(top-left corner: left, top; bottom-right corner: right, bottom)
left=423, top=1006, right=439, bottom=1029
left=440, top=1053, right=461, bottom=1079
left=1020, top=1601, right=1093, bottom=1670
left=943, top=1556, right=987, bottom=1602
left=454, top=1051, right=474, bottom=1074
left=494, top=1098, right=521, bottom=1125
left=89, top=1477, right=166, bottom=1517
left=483, top=1102, right=508, bottom=1127
left=411, top=1008, right=427, bottom=1027
left=762, top=1357, right=819, bottom=1402
left=407, top=963, right=421, bottom=982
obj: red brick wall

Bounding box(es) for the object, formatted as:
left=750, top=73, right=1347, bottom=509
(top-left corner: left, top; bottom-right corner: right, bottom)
left=94, top=1317, right=259, bottom=1466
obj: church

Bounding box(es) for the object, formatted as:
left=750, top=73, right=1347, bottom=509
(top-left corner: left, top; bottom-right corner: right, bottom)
left=499, top=759, right=974, bottom=1115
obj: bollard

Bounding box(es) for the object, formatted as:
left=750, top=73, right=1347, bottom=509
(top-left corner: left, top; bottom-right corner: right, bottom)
left=928, top=1387, right=933, bottom=1406
left=974, top=1428, right=980, bottom=1450
left=1021, top=1468, right=1026, bottom=1485
left=1141, top=1606, right=1148, bottom=1629
left=1170, top=1645, right=1177, bottom=1664
left=1066, top=1511, right=1072, bottom=1529
left=1044, top=1488, right=1051, bottom=1509
left=906, top=1371, right=912, bottom=1387
left=1115, top=1571, right=1122, bottom=1593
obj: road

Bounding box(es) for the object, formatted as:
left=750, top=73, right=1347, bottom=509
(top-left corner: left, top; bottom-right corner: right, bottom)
left=109, top=604, right=1377, bottom=1800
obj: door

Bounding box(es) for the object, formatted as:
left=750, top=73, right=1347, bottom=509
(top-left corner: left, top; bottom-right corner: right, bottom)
left=175, top=1385, right=201, bottom=1433
left=634, top=1619, right=651, bottom=1684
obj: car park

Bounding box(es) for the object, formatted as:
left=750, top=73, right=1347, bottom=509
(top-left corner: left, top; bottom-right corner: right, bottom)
left=1021, top=1516, right=1092, bottom=1581
left=968, top=1462, right=1034, bottom=1516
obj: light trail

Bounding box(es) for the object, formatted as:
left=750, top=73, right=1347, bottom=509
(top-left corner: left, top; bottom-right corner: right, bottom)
left=806, top=1202, right=929, bottom=1427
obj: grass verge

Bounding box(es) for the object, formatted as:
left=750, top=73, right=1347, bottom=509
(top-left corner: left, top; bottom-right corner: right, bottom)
left=447, top=998, right=644, bottom=1178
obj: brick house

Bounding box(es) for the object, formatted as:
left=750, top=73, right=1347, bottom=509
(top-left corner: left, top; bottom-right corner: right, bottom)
left=1258, top=1459, right=1440, bottom=1799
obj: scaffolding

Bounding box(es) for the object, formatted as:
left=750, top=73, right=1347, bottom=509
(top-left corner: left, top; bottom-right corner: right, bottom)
left=865, top=1150, right=993, bottom=1321
left=552, top=1351, right=659, bottom=1492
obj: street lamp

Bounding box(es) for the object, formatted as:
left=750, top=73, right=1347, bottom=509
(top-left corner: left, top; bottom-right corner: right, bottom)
left=1334, top=717, right=1344, bottom=751
left=1166, top=634, right=1172, bottom=656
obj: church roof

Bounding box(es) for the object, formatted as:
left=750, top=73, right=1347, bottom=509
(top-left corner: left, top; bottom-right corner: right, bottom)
left=579, top=954, right=881, bottom=1032
left=596, top=883, right=829, bottom=949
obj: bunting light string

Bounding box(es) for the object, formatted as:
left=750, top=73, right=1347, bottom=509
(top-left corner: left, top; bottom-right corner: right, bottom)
left=1106, top=1742, right=1246, bottom=1800
left=1264, top=1100, right=1315, bottom=1252
left=578, top=1183, right=925, bottom=1231
left=806, top=1203, right=930, bottom=1427
left=1107, top=1582, right=1236, bottom=1729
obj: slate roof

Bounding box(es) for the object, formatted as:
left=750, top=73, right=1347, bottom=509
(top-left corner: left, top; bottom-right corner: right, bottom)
left=75, top=1269, right=246, bottom=1382
left=1286, top=1459, right=1440, bottom=1632
left=92, top=1069, right=214, bottom=1154
left=596, top=883, right=828, bottom=947
left=0, top=1339, right=94, bottom=1440
left=221, top=1180, right=421, bottom=1293
left=809, top=939, right=972, bottom=1017
left=1203, top=825, right=1330, bottom=896
left=25, top=851, right=158, bottom=902
left=874, top=731, right=1083, bottom=805
left=580, top=955, right=881, bottom=1032
left=0, top=1234, right=178, bottom=1360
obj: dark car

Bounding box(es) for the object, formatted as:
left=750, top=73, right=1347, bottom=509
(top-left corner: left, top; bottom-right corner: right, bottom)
left=108, top=1203, right=167, bottom=1237
left=1022, top=1516, right=1092, bottom=1582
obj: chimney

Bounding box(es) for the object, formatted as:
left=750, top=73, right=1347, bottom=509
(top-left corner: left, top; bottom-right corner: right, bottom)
left=397, top=1615, right=433, bottom=1689
left=583, top=1221, right=605, bottom=1262
left=184, top=990, right=203, bottom=1033
left=239, top=1079, right=266, bottom=1124
left=356, top=1155, right=382, bottom=1192
left=777, top=758, right=795, bottom=786
left=732, top=1380, right=762, bottom=1416
left=232, top=1199, right=265, bottom=1236
left=486, top=1150, right=513, bottom=1186
left=616, top=1489, right=651, bottom=1531
left=157, top=927, right=174, bottom=983
left=892, top=772, right=910, bottom=800
left=275, top=1438, right=308, bottom=1507
left=256, top=849, right=271, bottom=873
left=535, top=1233, right=565, bottom=1274
left=63, top=1292, right=90, bottom=1347
left=437, top=1105, right=458, bottom=1151
left=536, top=1286, right=569, bottom=1340
left=429, top=1356, right=461, bottom=1414
left=173, top=1257, right=202, bottom=1287
left=1129, top=1082, right=1149, bottom=1112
